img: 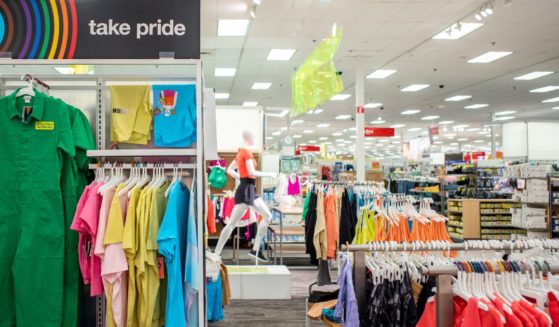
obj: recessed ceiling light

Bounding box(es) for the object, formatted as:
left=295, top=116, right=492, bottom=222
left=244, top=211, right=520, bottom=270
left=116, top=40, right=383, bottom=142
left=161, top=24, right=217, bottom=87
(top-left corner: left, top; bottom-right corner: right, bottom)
left=421, top=115, right=440, bottom=120
left=467, top=128, right=481, bottom=132
left=266, top=136, right=273, bottom=140
left=218, top=19, right=250, bottom=36
left=401, top=109, right=421, bottom=115
left=308, top=140, right=317, bottom=143
left=390, top=124, right=405, bottom=128
left=349, top=135, right=356, bottom=139
left=465, top=104, right=488, bottom=109
left=450, top=142, right=459, bottom=146
left=336, top=139, right=345, bottom=143
left=543, top=97, right=559, bottom=103
left=366, top=69, right=397, bottom=79
left=445, top=95, right=472, bottom=102
left=252, top=82, right=272, bottom=90
left=457, top=138, right=468, bottom=141
left=393, top=140, right=401, bottom=144
left=468, top=51, right=513, bottom=63
left=319, top=137, right=328, bottom=140
left=433, top=141, right=443, bottom=145
left=408, top=127, right=422, bottom=132
left=494, top=116, right=515, bottom=121
left=272, top=131, right=281, bottom=136
left=215, top=68, right=236, bottom=77
left=336, top=115, right=352, bottom=120
left=291, top=119, right=304, bottom=125
left=215, top=93, right=230, bottom=99
left=439, top=121, right=454, bottom=125
left=243, top=101, right=258, bottom=107
left=370, top=120, right=386, bottom=124
left=453, top=124, right=470, bottom=129
left=303, top=130, right=313, bottom=134
left=530, top=86, right=559, bottom=93
left=267, top=49, right=296, bottom=61
left=474, top=140, right=485, bottom=143
left=267, top=110, right=289, bottom=117
left=332, top=132, right=343, bottom=136
left=495, top=110, right=516, bottom=116
left=331, top=94, right=351, bottom=101
left=401, top=84, right=430, bottom=92
left=553, top=107, right=559, bottom=110
left=432, top=22, right=484, bottom=40
left=514, top=71, right=554, bottom=80
left=313, top=109, right=324, bottom=114
left=293, top=134, right=302, bottom=139
left=364, top=102, right=382, bottom=108
left=317, top=123, right=330, bottom=128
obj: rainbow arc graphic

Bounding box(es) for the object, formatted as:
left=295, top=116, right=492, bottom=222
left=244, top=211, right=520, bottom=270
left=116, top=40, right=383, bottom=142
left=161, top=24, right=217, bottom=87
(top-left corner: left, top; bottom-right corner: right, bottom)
left=0, top=0, right=78, bottom=59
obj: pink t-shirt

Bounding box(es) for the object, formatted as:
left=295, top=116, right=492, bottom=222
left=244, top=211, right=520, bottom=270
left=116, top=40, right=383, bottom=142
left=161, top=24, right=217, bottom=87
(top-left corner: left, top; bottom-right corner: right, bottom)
left=78, top=182, right=105, bottom=296
left=94, top=187, right=116, bottom=294
left=70, top=183, right=95, bottom=284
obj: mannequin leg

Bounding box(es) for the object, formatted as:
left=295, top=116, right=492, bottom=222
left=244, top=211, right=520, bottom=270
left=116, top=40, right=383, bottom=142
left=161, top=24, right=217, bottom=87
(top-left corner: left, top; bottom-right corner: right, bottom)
left=250, top=198, right=273, bottom=252
left=214, top=203, right=249, bottom=256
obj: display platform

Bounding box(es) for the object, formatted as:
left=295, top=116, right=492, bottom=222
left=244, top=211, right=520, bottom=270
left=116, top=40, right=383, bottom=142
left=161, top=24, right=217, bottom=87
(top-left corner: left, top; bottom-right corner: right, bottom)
left=227, top=265, right=292, bottom=300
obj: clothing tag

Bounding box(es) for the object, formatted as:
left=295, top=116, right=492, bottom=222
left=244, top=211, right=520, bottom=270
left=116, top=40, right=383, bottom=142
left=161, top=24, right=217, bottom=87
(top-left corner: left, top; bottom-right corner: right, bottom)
left=23, top=95, right=32, bottom=103
left=35, top=121, right=55, bottom=130
left=158, top=256, right=165, bottom=279
left=112, top=108, right=129, bottom=115
left=22, top=106, right=33, bottom=124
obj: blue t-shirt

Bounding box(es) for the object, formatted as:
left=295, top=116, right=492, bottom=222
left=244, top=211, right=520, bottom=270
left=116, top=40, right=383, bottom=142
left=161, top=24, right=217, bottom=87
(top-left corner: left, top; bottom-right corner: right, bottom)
left=157, top=181, right=190, bottom=327
left=152, top=84, right=197, bottom=147
left=185, top=178, right=199, bottom=326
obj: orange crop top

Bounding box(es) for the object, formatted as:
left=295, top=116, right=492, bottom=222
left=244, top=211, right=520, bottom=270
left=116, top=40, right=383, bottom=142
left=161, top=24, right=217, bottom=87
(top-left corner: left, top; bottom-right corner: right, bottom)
left=236, top=148, right=256, bottom=179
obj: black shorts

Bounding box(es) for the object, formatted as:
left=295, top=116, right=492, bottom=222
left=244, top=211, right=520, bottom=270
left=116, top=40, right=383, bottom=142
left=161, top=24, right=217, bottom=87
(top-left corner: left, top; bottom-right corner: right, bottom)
left=234, top=178, right=259, bottom=205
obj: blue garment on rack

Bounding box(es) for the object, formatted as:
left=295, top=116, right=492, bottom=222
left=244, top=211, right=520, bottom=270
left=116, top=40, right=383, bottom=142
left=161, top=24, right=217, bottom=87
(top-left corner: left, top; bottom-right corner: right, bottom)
left=185, top=178, right=199, bottom=327
left=207, top=275, right=224, bottom=322
left=152, top=84, right=197, bottom=147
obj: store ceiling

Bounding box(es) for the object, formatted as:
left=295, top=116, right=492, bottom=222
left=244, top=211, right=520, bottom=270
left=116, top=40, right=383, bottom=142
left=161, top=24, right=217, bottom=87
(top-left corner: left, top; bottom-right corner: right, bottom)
left=202, top=0, right=559, bottom=154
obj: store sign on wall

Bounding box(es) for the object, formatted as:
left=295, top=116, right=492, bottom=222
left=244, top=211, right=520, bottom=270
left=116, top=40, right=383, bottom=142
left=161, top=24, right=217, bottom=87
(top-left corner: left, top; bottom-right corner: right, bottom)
left=297, top=145, right=321, bottom=153
left=364, top=127, right=395, bottom=137
left=0, top=0, right=200, bottom=59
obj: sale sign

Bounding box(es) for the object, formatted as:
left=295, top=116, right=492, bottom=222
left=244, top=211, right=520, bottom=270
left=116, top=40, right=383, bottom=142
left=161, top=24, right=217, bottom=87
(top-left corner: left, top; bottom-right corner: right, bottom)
left=364, top=127, right=395, bottom=137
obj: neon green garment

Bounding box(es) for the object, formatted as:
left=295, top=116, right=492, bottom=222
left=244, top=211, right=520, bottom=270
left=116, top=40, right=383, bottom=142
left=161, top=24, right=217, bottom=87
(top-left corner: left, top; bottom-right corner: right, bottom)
left=0, top=90, right=75, bottom=326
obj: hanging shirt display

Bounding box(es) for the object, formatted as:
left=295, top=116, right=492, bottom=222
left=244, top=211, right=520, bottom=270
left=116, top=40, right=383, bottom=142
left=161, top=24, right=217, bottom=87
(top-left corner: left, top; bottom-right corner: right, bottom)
left=110, top=85, right=152, bottom=145
left=152, top=84, right=197, bottom=147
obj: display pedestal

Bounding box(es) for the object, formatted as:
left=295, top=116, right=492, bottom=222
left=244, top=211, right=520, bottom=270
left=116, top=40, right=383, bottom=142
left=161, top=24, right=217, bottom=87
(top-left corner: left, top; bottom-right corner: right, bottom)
left=227, top=265, right=291, bottom=300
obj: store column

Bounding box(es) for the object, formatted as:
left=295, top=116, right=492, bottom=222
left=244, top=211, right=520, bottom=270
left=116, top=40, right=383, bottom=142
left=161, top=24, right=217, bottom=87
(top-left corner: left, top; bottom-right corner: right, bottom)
left=355, top=59, right=366, bottom=181
left=490, top=113, right=497, bottom=158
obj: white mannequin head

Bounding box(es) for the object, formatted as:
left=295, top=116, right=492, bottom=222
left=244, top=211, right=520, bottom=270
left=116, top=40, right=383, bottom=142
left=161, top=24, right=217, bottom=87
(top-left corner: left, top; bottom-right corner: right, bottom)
left=242, top=129, right=255, bottom=147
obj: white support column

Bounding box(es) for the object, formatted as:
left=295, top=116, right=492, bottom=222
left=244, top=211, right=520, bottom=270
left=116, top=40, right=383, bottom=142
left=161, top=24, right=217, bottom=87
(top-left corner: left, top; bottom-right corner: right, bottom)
left=355, top=59, right=366, bottom=181
left=490, top=114, right=497, bottom=159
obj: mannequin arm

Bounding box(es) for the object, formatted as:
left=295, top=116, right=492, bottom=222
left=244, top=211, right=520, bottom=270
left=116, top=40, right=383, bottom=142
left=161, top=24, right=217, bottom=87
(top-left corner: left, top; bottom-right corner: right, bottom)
left=227, top=160, right=240, bottom=180
left=247, top=159, right=276, bottom=178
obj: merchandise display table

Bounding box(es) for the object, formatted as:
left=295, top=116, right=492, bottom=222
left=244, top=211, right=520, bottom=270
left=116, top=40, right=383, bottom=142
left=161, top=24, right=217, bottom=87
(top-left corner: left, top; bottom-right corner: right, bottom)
left=227, top=265, right=291, bottom=300
left=269, top=206, right=304, bottom=265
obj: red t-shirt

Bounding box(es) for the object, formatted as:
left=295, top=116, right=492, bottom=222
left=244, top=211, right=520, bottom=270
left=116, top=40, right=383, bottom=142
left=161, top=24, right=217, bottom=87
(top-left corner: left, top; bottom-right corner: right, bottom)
left=548, top=292, right=559, bottom=326
left=417, top=297, right=437, bottom=327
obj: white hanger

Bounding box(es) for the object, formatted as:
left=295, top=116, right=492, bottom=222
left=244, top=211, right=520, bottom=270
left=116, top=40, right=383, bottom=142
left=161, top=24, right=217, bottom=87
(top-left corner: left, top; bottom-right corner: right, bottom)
left=16, top=77, right=35, bottom=98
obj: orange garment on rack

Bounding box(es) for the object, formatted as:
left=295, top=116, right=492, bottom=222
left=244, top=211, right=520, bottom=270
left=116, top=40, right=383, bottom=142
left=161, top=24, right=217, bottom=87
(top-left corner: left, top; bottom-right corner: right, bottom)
left=324, top=191, right=339, bottom=259
left=207, top=194, right=216, bottom=234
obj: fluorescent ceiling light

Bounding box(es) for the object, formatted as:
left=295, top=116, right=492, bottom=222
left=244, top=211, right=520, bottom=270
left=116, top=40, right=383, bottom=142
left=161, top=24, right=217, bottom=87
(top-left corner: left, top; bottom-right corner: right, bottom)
left=457, top=138, right=468, bottom=141
left=293, top=134, right=302, bottom=139
left=272, top=131, right=281, bottom=136
left=335, top=115, right=352, bottom=120
left=543, top=97, right=559, bottom=103
left=401, top=109, right=421, bottom=115
left=215, top=68, right=236, bottom=77
left=332, top=132, right=343, bottom=136
left=308, top=140, right=317, bottom=143
left=390, top=124, right=405, bottom=128
left=349, top=127, right=356, bottom=131
left=401, top=84, right=430, bottom=92
left=252, top=82, right=272, bottom=90
left=303, top=130, right=313, bottom=134
left=514, top=71, right=554, bottom=80
left=465, top=104, right=488, bottom=109
left=421, top=115, right=440, bottom=120
left=408, top=127, right=422, bottom=132
left=553, top=107, right=559, bottom=110
left=214, top=93, right=230, bottom=99
left=364, top=102, right=382, bottom=108
left=439, top=121, right=454, bottom=125
left=267, top=49, right=296, bottom=61
left=378, top=139, right=389, bottom=143
left=266, top=136, right=273, bottom=140
left=267, top=110, right=289, bottom=117
left=218, top=19, right=250, bottom=36
left=336, top=139, right=345, bottom=143
left=466, top=128, right=480, bottom=132
left=468, top=51, right=513, bottom=63
left=530, top=86, right=559, bottom=93
left=314, top=109, right=324, bottom=114
left=453, top=124, right=469, bottom=129
left=445, top=95, right=472, bottom=102
left=331, top=94, right=351, bottom=101
left=291, top=119, right=304, bottom=125
left=433, top=22, right=484, bottom=40
left=319, top=137, right=328, bottom=140
left=366, top=69, right=397, bottom=79
left=370, top=120, right=386, bottom=124
left=474, top=140, right=485, bottom=143
left=495, top=110, right=516, bottom=116
left=433, top=141, right=443, bottom=145
left=494, top=116, right=515, bottom=121
left=317, top=123, right=330, bottom=128
left=243, top=101, right=258, bottom=107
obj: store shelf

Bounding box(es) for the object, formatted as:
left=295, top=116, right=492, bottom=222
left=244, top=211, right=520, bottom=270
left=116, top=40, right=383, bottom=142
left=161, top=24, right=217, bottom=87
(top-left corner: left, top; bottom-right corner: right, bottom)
left=87, top=149, right=197, bottom=157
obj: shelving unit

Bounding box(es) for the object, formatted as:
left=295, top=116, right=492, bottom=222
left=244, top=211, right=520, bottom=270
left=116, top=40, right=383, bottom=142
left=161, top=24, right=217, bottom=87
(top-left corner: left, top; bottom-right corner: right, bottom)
left=549, top=177, right=559, bottom=238
left=446, top=199, right=523, bottom=240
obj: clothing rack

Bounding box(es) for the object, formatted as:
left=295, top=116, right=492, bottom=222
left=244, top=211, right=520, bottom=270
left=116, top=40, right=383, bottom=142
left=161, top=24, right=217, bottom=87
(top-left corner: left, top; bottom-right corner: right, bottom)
left=342, top=240, right=559, bottom=327
left=88, top=162, right=196, bottom=170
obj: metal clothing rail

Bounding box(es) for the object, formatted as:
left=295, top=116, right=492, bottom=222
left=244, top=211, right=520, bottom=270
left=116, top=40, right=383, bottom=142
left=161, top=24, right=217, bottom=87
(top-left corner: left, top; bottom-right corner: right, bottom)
left=88, top=163, right=196, bottom=170
left=342, top=240, right=559, bottom=327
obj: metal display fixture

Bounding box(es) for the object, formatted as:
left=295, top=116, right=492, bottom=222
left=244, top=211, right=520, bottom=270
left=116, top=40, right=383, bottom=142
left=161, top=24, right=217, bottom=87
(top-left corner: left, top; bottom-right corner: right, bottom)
left=0, top=59, right=207, bottom=327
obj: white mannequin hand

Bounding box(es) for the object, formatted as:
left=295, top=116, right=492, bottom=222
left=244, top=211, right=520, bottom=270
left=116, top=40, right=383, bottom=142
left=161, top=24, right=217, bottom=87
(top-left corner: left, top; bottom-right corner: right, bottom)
left=267, top=172, right=278, bottom=179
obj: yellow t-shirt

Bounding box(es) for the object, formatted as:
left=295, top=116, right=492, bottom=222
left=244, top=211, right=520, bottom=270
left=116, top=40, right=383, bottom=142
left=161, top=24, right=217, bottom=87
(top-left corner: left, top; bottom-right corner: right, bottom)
left=123, top=187, right=142, bottom=327
left=135, top=187, right=152, bottom=327
left=110, top=85, right=152, bottom=145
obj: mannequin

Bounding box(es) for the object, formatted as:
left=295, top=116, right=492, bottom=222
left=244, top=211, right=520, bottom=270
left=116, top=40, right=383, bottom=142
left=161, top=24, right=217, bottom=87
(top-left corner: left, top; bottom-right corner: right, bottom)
left=213, top=129, right=276, bottom=262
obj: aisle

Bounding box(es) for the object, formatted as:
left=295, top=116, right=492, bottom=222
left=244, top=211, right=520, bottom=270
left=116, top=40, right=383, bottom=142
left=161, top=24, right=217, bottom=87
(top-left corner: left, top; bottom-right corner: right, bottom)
left=209, top=265, right=338, bottom=327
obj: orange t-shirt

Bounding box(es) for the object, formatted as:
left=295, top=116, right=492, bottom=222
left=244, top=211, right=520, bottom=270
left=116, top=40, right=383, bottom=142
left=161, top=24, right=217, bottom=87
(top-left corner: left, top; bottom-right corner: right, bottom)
left=236, top=148, right=256, bottom=179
